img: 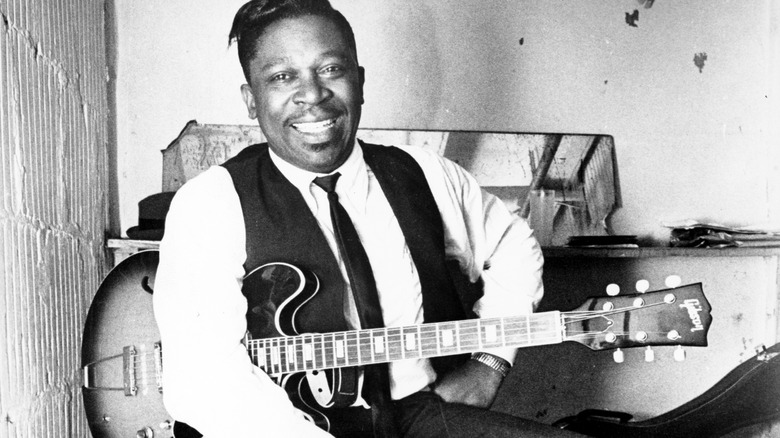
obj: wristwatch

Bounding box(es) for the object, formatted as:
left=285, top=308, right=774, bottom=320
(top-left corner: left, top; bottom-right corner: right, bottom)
left=471, top=352, right=511, bottom=378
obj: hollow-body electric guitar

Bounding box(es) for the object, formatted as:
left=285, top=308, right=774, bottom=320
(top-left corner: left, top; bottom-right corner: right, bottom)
left=81, top=250, right=712, bottom=438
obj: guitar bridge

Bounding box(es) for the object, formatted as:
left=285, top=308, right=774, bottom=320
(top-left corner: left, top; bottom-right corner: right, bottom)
left=123, top=345, right=138, bottom=396
left=154, top=342, right=164, bottom=393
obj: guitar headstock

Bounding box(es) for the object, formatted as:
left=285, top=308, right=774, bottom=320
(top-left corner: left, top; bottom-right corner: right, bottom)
left=563, top=283, right=711, bottom=352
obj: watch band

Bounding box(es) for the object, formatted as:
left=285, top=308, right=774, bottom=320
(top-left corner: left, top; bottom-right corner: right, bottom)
left=470, top=352, right=511, bottom=378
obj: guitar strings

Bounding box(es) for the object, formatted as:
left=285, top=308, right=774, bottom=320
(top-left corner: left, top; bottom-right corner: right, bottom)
left=127, top=315, right=595, bottom=368
left=128, top=305, right=661, bottom=379
left=126, top=327, right=667, bottom=389
left=563, top=301, right=668, bottom=323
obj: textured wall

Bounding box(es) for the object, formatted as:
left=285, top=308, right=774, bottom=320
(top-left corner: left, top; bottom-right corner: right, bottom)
left=0, top=1, right=109, bottom=437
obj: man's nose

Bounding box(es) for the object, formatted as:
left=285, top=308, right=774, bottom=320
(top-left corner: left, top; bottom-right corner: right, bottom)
left=294, top=75, right=332, bottom=105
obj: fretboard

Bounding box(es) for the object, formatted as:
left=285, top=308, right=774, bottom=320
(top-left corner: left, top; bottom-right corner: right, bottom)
left=248, top=312, right=562, bottom=375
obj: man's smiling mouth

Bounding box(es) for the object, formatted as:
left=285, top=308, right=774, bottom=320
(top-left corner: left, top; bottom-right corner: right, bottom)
left=292, top=118, right=336, bottom=134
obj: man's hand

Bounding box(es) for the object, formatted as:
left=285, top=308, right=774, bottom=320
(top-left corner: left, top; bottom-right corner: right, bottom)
left=432, top=358, right=506, bottom=408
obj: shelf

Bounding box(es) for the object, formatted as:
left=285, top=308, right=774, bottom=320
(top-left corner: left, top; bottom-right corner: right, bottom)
left=107, top=238, right=160, bottom=250
left=107, top=239, right=780, bottom=259
left=543, top=246, right=780, bottom=258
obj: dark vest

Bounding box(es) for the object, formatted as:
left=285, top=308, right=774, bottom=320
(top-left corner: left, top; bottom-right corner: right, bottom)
left=222, top=141, right=474, bottom=373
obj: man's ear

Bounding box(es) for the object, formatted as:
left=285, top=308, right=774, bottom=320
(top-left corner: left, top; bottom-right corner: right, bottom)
left=358, top=66, right=366, bottom=105
left=240, top=84, right=257, bottom=119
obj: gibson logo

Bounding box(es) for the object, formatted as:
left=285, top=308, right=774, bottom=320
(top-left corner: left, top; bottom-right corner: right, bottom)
left=680, top=299, right=704, bottom=332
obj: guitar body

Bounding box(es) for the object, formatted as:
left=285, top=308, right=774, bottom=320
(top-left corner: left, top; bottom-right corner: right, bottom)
left=81, top=250, right=174, bottom=438
left=82, top=251, right=360, bottom=438
left=241, top=262, right=360, bottom=431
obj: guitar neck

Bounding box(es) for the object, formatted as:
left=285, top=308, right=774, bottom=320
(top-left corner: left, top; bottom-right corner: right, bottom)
left=247, top=312, right=563, bottom=375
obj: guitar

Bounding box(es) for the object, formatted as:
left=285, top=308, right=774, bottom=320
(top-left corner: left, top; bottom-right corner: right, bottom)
left=81, top=250, right=712, bottom=438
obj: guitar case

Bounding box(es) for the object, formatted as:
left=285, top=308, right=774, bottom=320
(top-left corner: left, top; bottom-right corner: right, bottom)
left=554, top=342, right=780, bottom=437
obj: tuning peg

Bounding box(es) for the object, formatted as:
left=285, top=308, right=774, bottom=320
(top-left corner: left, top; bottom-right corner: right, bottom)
left=606, top=283, right=620, bottom=296
left=644, top=346, right=655, bottom=362
left=635, top=279, right=650, bottom=293
left=665, top=275, right=682, bottom=288
left=674, top=345, right=686, bottom=362
left=613, top=348, right=625, bottom=363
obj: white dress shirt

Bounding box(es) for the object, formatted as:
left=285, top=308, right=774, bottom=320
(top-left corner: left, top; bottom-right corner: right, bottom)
left=153, top=142, right=544, bottom=437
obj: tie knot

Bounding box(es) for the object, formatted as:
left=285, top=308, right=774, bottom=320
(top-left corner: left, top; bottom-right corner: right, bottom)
left=313, top=172, right=341, bottom=193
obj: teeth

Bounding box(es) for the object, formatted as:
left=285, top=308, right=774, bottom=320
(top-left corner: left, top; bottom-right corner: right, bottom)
left=293, top=119, right=335, bottom=133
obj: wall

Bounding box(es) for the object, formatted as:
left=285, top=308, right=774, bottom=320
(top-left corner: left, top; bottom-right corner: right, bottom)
left=114, top=0, right=779, bottom=243
left=0, top=1, right=110, bottom=437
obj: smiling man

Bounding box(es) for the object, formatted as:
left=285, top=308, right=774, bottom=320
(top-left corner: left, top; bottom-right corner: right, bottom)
left=153, top=1, right=577, bottom=437
left=239, top=12, right=364, bottom=174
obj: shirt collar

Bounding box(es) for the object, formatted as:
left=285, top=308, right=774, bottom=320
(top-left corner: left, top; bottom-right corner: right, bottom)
left=268, top=140, right=369, bottom=205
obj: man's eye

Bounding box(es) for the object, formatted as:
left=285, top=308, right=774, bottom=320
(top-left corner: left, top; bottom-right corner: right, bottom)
left=270, top=73, right=291, bottom=82
left=321, top=65, right=345, bottom=75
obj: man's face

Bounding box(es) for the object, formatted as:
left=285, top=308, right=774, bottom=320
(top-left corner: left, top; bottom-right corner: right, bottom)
left=241, top=15, right=364, bottom=174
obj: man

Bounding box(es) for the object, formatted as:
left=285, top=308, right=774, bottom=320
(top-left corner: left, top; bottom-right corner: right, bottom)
left=154, top=0, right=577, bottom=436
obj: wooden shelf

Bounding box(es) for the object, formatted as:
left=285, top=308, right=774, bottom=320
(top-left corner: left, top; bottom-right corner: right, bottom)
left=107, top=238, right=160, bottom=250
left=542, top=246, right=780, bottom=258
left=107, top=239, right=780, bottom=259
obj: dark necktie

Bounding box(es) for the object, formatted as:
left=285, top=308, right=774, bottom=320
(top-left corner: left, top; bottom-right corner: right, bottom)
left=313, top=173, right=398, bottom=438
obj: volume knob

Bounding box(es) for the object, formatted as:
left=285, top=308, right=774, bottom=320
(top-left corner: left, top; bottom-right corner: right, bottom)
left=136, top=426, right=154, bottom=438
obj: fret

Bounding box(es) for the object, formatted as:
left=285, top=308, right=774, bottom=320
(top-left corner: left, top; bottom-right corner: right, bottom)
left=456, top=321, right=461, bottom=352
left=289, top=336, right=297, bottom=373
left=277, top=338, right=284, bottom=374
left=505, top=316, right=528, bottom=347
left=369, top=330, right=375, bottom=363
left=438, top=321, right=458, bottom=356
left=404, top=332, right=413, bottom=356
left=265, top=339, right=273, bottom=373
left=334, top=333, right=346, bottom=367
left=271, top=338, right=281, bottom=375
left=319, top=333, right=328, bottom=369
left=485, top=322, right=497, bottom=343
left=416, top=325, right=423, bottom=358
left=477, top=319, right=483, bottom=350
left=282, top=337, right=290, bottom=373
left=528, top=313, right=561, bottom=345
left=458, top=320, right=479, bottom=352
left=526, top=314, right=532, bottom=345
left=303, top=335, right=314, bottom=370
left=326, top=333, right=335, bottom=368
left=386, top=326, right=403, bottom=361
left=402, top=326, right=418, bottom=359
left=480, top=318, right=504, bottom=349
left=263, top=339, right=272, bottom=372
left=274, top=338, right=282, bottom=374
left=419, top=324, right=437, bottom=358
left=435, top=323, right=441, bottom=357
left=286, top=337, right=298, bottom=373
left=257, top=343, right=267, bottom=370
left=373, top=331, right=385, bottom=356
left=346, top=331, right=357, bottom=366
left=358, top=329, right=372, bottom=366
left=501, top=318, right=506, bottom=347
left=299, top=338, right=306, bottom=368
left=381, top=328, right=389, bottom=362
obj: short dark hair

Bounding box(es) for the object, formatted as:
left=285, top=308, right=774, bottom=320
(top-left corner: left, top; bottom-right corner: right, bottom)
left=229, top=0, right=358, bottom=82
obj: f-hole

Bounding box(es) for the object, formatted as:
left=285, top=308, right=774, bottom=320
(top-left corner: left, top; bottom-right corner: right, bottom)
left=142, top=276, right=154, bottom=294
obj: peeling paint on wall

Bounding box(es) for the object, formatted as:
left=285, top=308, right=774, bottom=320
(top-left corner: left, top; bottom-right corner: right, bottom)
left=625, top=9, right=640, bottom=27
left=694, top=52, right=708, bottom=73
